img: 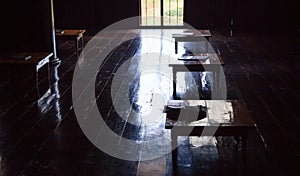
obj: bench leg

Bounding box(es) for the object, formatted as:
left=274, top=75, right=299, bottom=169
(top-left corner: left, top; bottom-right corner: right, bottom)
left=81, top=37, right=84, bottom=51
left=212, top=66, right=221, bottom=98
left=75, top=39, right=79, bottom=57
left=205, top=36, right=209, bottom=53
left=35, top=69, right=41, bottom=97
left=242, top=134, right=248, bottom=166
left=173, top=70, right=177, bottom=99
left=47, top=63, right=51, bottom=91
left=171, top=133, right=178, bottom=175
left=175, top=42, right=178, bottom=54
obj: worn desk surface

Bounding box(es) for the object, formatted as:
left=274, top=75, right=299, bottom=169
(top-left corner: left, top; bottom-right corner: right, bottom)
left=172, top=29, right=212, bottom=54
left=172, top=29, right=212, bottom=38
left=55, top=29, right=86, bottom=38
left=165, top=100, right=255, bottom=129
left=0, top=52, right=53, bottom=65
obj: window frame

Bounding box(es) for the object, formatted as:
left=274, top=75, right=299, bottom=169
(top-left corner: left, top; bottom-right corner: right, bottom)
left=139, top=0, right=186, bottom=28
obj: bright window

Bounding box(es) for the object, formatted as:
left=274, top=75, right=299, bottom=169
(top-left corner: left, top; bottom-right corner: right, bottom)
left=140, top=0, right=184, bottom=26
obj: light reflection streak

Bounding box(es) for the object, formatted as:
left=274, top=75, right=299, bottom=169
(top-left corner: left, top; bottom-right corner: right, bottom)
left=37, top=63, right=62, bottom=120
left=51, top=63, right=62, bottom=121
left=136, top=29, right=207, bottom=124
left=136, top=30, right=177, bottom=124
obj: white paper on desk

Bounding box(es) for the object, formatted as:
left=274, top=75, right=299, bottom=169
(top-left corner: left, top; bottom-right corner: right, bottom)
left=183, top=32, right=194, bottom=35
left=179, top=55, right=209, bottom=61
left=167, top=101, right=187, bottom=108
left=192, top=55, right=209, bottom=60
left=179, top=56, right=194, bottom=60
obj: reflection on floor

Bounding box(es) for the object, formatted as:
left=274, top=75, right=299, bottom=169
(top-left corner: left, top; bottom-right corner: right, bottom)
left=0, top=29, right=299, bottom=176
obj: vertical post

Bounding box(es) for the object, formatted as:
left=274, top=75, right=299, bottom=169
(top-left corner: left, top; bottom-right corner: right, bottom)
left=153, top=0, right=155, bottom=24
left=146, top=0, right=148, bottom=26
left=139, top=0, right=141, bottom=25
left=161, top=0, right=164, bottom=26
left=168, top=0, right=170, bottom=24
left=176, top=0, right=178, bottom=25
left=50, top=0, right=60, bottom=64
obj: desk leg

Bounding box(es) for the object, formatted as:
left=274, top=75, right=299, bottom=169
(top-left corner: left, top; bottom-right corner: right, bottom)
left=47, top=63, right=51, bottom=91
left=175, top=41, right=178, bottom=54
left=173, top=70, right=177, bottom=99
left=171, top=132, right=178, bottom=174
left=75, top=39, right=79, bottom=57
left=205, top=37, right=209, bottom=53
left=242, top=133, right=248, bottom=166
left=81, top=37, right=84, bottom=51
left=79, top=37, right=85, bottom=57
left=35, top=68, right=40, bottom=97
left=213, top=66, right=220, bottom=97
left=216, top=66, right=220, bottom=95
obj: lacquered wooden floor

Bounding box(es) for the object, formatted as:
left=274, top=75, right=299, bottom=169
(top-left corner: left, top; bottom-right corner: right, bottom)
left=0, top=29, right=299, bottom=176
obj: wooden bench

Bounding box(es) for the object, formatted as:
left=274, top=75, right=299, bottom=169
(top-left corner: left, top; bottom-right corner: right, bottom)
left=0, top=52, right=53, bottom=95
left=169, top=53, right=224, bottom=99
left=172, top=30, right=212, bottom=54
left=55, top=29, right=86, bottom=56
left=164, top=99, right=256, bottom=172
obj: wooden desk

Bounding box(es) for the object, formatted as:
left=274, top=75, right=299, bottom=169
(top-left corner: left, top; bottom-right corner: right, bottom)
left=0, top=52, right=53, bottom=94
left=55, top=29, right=86, bottom=56
left=164, top=100, right=256, bottom=172
left=172, top=30, right=212, bottom=54
left=169, top=53, right=224, bottom=99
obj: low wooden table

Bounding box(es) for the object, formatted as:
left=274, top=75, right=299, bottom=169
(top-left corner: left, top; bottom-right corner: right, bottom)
left=172, top=30, right=212, bottom=54
left=169, top=53, right=224, bottom=99
left=164, top=100, right=256, bottom=172
left=0, top=52, right=53, bottom=94
left=55, top=29, right=86, bottom=56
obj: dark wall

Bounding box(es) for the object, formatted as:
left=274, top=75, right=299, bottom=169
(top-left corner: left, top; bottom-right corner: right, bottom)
left=53, top=0, right=299, bottom=34
left=0, top=0, right=52, bottom=52
left=235, top=0, right=299, bottom=33
left=185, top=0, right=300, bottom=33
left=54, top=0, right=139, bottom=35
left=1, top=0, right=299, bottom=52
